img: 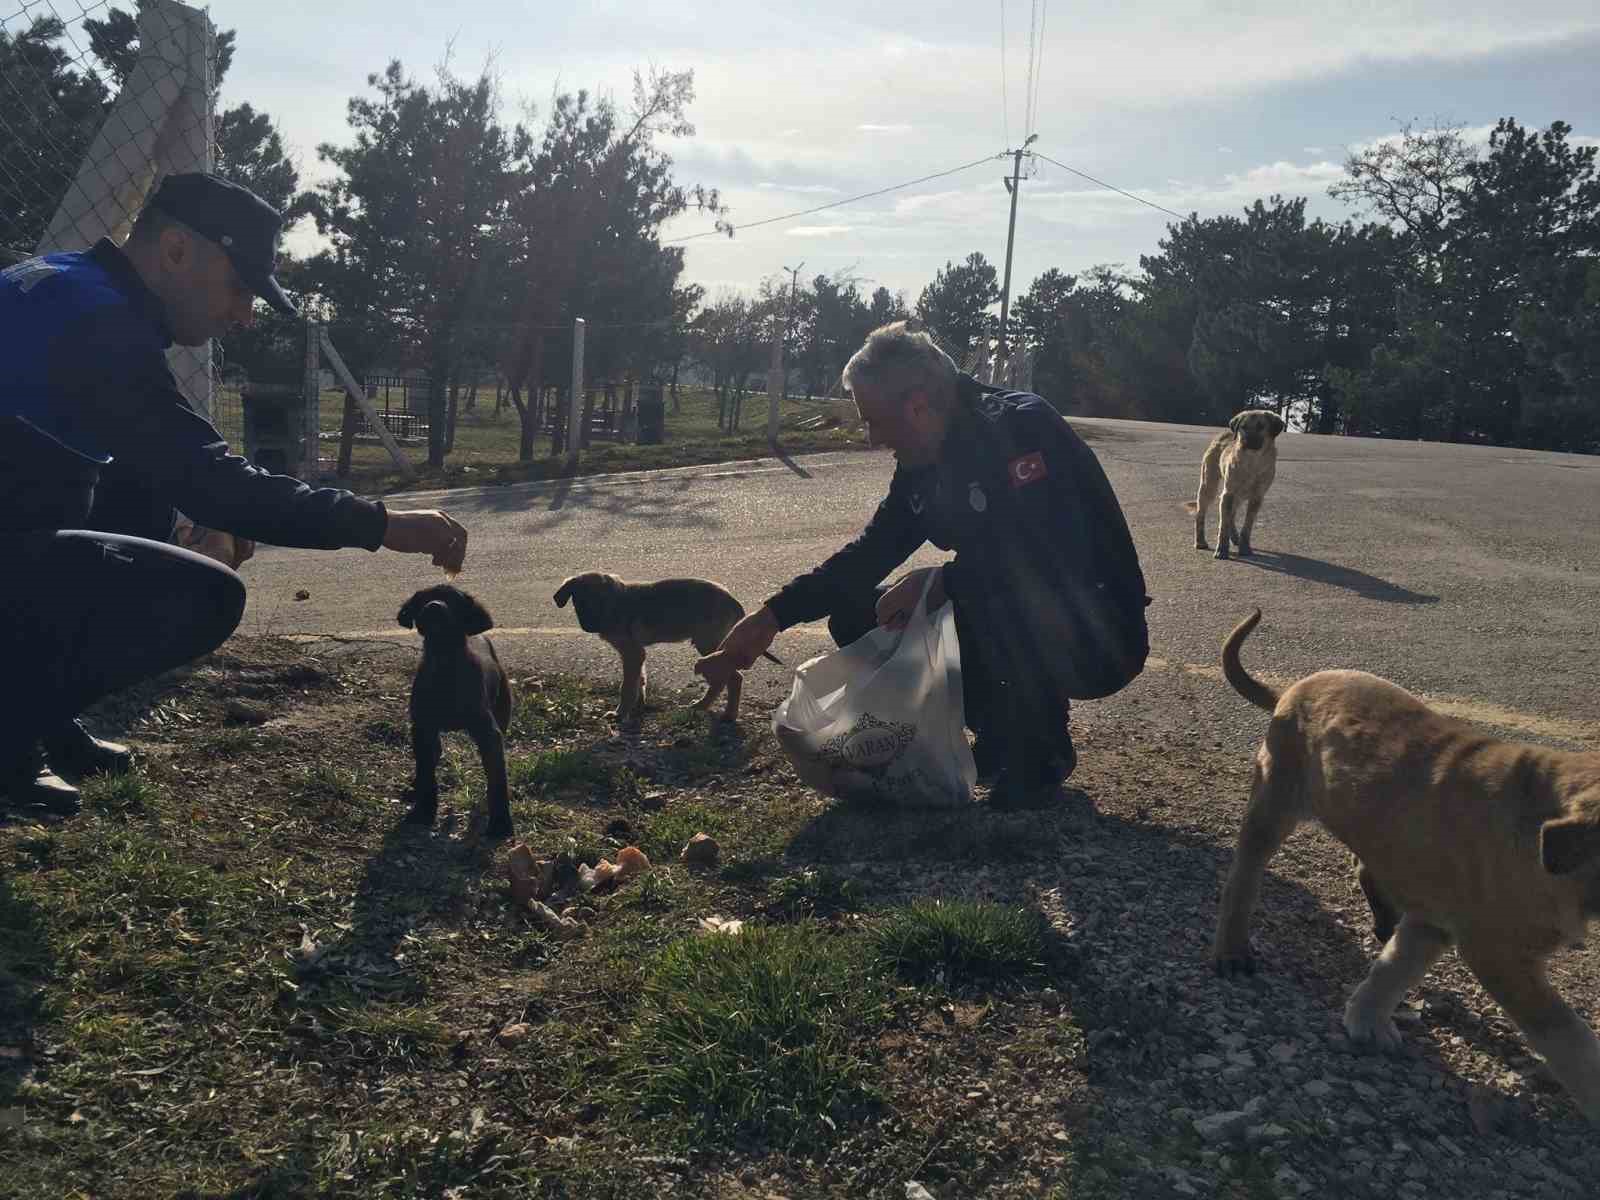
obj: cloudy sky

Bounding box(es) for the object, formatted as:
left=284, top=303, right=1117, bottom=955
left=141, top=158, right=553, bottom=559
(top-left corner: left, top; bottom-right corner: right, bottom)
left=208, top=0, right=1600, bottom=304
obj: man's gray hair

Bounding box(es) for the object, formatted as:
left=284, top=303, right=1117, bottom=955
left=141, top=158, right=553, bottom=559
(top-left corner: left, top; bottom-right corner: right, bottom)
left=841, top=321, right=959, bottom=414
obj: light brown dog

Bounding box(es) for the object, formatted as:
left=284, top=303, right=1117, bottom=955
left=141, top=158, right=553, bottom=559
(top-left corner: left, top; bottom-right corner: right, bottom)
left=553, top=573, right=778, bottom=726
left=1213, top=609, right=1600, bottom=1123
left=1185, top=409, right=1285, bottom=559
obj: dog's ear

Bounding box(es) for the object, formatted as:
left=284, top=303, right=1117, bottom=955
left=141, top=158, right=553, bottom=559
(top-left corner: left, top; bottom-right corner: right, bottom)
left=1266, top=412, right=1285, bottom=437
left=1540, top=815, right=1600, bottom=875
left=451, top=589, right=494, bottom=636
left=397, top=593, right=422, bottom=628
left=1228, top=412, right=1247, bottom=433
left=553, top=577, right=576, bottom=608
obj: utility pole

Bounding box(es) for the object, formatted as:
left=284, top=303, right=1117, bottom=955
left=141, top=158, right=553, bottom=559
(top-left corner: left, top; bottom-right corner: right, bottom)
left=767, top=261, right=804, bottom=441
left=997, top=133, right=1037, bottom=358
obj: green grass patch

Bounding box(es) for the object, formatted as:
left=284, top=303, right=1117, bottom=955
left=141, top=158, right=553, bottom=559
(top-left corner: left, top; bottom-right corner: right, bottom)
left=872, top=899, right=1047, bottom=992
left=639, top=802, right=726, bottom=862
left=511, top=678, right=593, bottom=739
left=624, top=923, right=885, bottom=1151
left=296, top=761, right=364, bottom=806
left=509, top=747, right=614, bottom=796
left=766, top=868, right=863, bottom=921
left=80, top=771, right=157, bottom=816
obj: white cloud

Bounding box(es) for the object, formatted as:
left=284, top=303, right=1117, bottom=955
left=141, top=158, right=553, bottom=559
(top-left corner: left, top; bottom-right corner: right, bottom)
left=787, top=225, right=856, bottom=237
left=859, top=123, right=915, bottom=133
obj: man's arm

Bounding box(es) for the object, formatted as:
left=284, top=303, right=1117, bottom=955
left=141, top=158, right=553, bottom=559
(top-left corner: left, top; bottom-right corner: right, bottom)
left=762, top=474, right=927, bottom=630
left=61, top=314, right=388, bottom=551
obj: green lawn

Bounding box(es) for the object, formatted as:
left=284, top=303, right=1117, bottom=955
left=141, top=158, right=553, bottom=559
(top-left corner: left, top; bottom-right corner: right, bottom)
left=214, top=385, right=868, bottom=496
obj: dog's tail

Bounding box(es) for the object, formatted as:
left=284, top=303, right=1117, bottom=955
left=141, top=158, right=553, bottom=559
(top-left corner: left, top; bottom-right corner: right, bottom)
left=1222, top=609, right=1279, bottom=712
left=1182, top=500, right=1199, bottom=513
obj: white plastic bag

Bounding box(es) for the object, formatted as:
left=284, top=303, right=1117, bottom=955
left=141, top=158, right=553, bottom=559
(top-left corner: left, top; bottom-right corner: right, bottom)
left=772, top=570, right=977, bottom=808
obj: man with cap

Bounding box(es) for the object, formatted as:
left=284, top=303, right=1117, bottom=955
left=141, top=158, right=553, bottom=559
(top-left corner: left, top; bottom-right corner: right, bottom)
left=0, top=172, right=468, bottom=814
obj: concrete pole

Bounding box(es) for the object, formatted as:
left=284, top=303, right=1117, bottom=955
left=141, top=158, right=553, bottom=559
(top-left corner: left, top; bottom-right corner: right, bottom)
left=996, top=134, right=1037, bottom=359
left=566, top=318, right=586, bottom=469
left=767, top=262, right=804, bottom=441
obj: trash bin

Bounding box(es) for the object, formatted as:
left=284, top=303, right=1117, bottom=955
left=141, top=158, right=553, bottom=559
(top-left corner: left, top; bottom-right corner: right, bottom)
left=637, top=385, right=665, bottom=445
left=241, top=370, right=305, bottom=475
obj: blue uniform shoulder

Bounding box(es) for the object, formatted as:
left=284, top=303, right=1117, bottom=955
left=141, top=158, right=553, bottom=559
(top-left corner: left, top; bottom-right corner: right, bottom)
left=1, top=248, right=147, bottom=338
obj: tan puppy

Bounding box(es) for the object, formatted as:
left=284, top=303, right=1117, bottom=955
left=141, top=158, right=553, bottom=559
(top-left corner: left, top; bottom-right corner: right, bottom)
left=1185, top=409, right=1285, bottom=559
left=1213, top=610, right=1600, bottom=1123
left=553, top=573, right=778, bottom=726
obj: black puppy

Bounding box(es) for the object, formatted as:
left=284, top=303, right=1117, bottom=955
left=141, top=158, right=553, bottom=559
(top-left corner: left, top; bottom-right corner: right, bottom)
left=396, top=585, right=514, bottom=839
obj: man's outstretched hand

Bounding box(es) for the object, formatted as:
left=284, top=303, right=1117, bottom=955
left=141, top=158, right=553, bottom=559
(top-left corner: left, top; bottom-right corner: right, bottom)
left=695, top=605, right=780, bottom=691
left=382, top=509, right=468, bottom=574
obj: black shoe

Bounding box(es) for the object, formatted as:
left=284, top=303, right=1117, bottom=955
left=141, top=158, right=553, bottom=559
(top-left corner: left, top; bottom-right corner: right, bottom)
left=42, top=719, right=132, bottom=778
left=1, top=748, right=82, bottom=816
left=988, top=740, right=1077, bottom=811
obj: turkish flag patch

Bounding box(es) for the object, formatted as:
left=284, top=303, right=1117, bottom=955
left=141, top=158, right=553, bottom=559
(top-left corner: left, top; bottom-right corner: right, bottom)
left=1008, top=451, right=1048, bottom=488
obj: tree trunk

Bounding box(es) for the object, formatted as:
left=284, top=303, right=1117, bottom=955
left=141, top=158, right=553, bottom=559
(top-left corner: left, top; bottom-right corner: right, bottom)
left=514, top=386, right=536, bottom=460
left=670, top=359, right=681, bottom=412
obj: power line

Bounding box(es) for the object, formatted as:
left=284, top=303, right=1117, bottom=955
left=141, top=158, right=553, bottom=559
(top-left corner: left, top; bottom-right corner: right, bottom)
left=1029, top=0, right=1049, bottom=140
left=999, top=0, right=1010, bottom=147
left=1030, top=151, right=1188, bottom=221
left=663, top=153, right=1006, bottom=244
left=1024, top=0, right=1037, bottom=143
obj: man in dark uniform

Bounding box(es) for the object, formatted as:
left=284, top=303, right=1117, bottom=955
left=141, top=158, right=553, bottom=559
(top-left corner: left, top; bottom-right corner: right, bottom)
left=1, top=172, right=468, bottom=814
left=696, top=320, right=1149, bottom=808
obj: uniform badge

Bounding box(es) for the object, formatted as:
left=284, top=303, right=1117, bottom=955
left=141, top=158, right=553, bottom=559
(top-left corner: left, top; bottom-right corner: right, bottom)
left=1008, top=451, right=1048, bottom=488
left=968, top=482, right=988, bottom=512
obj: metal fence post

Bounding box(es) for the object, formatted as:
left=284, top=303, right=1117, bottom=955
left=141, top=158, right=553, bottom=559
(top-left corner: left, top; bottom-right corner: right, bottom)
left=566, top=317, right=586, bottom=469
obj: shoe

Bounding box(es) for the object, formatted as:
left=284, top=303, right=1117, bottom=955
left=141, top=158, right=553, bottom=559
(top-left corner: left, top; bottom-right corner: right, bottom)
left=1, top=747, right=82, bottom=816
left=988, top=739, right=1077, bottom=811
left=42, top=718, right=131, bottom=778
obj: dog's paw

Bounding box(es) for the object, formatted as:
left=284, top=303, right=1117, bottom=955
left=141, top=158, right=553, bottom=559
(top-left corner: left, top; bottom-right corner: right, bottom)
left=1214, top=952, right=1256, bottom=979
left=1195, top=540, right=1209, bottom=550
left=1343, top=1004, right=1404, bottom=1052
left=1236, top=543, right=1253, bottom=557
left=1214, top=546, right=1231, bottom=560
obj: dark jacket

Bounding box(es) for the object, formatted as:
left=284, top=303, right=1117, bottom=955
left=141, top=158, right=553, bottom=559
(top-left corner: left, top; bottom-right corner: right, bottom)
left=766, top=376, right=1150, bottom=701
left=0, top=239, right=387, bottom=548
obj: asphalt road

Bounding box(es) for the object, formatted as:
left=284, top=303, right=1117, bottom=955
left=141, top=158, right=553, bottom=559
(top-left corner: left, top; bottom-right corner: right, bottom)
left=242, top=419, right=1600, bottom=756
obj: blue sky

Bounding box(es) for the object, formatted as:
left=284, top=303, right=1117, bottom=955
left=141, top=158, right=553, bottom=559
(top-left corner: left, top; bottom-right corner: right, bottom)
left=204, top=0, right=1600, bottom=304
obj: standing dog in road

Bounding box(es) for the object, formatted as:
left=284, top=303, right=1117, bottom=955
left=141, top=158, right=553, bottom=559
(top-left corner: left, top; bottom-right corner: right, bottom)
left=1186, top=409, right=1285, bottom=559
left=1213, top=609, right=1600, bottom=1124
left=397, top=584, right=514, bottom=839
left=553, top=573, right=779, bottom=726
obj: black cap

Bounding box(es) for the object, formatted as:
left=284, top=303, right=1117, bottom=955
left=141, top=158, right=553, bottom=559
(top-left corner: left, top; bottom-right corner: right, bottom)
left=146, top=172, right=297, bottom=316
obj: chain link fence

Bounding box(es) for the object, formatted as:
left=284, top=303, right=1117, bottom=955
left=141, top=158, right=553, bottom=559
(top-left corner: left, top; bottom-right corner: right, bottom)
left=2, top=0, right=221, bottom=418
